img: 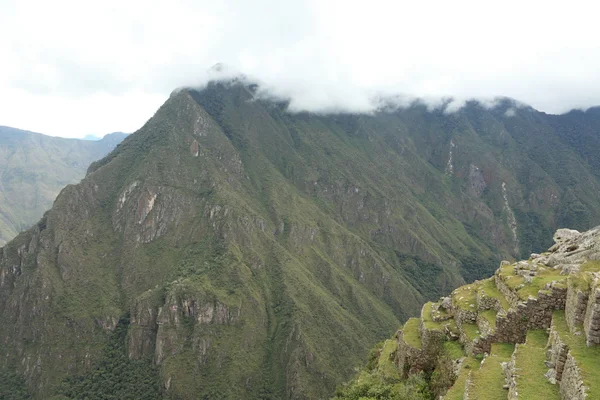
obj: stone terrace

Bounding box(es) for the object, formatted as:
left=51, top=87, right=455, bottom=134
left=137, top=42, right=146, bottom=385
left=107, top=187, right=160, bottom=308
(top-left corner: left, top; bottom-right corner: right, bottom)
left=393, top=227, right=600, bottom=399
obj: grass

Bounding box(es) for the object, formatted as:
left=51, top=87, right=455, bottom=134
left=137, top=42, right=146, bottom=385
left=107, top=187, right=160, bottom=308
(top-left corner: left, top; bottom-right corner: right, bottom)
left=553, top=311, right=600, bottom=398
left=442, top=356, right=479, bottom=400
left=444, top=341, right=465, bottom=360
left=402, top=318, right=422, bottom=349
left=377, top=339, right=401, bottom=380
left=479, top=278, right=510, bottom=311
left=571, top=261, right=600, bottom=291
left=513, top=330, right=559, bottom=399
left=467, top=343, right=514, bottom=400
left=498, top=263, right=567, bottom=300
left=422, top=301, right=444, bottom=330
left=580, top=260, right=600, bottom=273
left=445, top=319, right=460, bottom=337
left=452, top=283, right=479, bottom=311
left=461, top=323, right=480, bottom=341
left=480, top=309, right=498, bottom=331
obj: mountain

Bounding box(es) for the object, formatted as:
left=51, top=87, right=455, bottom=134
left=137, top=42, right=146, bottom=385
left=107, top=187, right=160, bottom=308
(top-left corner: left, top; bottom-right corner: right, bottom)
left=2, top=81, right=600, bottom=399
left=0, top=127, right=127, bottom=245
left=334, top=227, right=600, bottom=399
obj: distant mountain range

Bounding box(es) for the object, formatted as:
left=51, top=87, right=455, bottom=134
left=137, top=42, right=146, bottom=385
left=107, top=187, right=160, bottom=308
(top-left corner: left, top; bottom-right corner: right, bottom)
left=0, top=126, right=127, bottom=244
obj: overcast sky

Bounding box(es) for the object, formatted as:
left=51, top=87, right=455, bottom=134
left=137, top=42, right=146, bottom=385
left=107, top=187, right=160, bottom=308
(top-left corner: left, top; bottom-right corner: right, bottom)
left=1, top=0, right=599, bottom=138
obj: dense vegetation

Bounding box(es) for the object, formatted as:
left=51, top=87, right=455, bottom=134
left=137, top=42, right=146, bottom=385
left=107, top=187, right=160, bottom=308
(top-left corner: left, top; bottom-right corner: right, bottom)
left=56, top=317, right=161, bottom=400
left=332, top=341, right=432, bottom=400
left=0, top=369, right=32, bottom=400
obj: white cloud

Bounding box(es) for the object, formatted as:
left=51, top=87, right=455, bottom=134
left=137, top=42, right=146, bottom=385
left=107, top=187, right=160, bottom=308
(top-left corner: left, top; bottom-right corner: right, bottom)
left=1, top=0, right=600, bottom=137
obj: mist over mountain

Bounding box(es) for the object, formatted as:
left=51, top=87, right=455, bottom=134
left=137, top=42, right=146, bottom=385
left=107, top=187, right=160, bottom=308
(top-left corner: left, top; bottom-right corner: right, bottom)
left=0, top=126, right=127, bottom=244
left=1, top=80, right=600, bottom=399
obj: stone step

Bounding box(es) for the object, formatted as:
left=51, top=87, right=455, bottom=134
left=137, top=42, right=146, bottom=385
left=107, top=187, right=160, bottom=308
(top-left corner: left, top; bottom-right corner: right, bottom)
left=507, top=330, right=560, bottom=399
left=466, top=343, right=514, bottom=400
left=549, top=311, right=600, bottom=399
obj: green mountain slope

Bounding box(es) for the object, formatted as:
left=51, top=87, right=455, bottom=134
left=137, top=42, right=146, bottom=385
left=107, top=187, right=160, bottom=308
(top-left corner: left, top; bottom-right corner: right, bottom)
left=0, top=126, right=127, bottom=244
left=1, top=82, right=600, bottom=399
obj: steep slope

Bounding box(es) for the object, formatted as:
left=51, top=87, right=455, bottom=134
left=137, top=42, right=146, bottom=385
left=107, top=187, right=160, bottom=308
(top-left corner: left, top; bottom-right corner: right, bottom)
left=0, top=127, right=127, bottom=244
left=2, top=81, right=600, bottom=399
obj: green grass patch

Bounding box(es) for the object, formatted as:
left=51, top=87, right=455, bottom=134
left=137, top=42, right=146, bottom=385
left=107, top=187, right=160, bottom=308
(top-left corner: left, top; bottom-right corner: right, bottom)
left=499, top=264, right=567, bottom=300
left=491, top=343, right=515, bottom=358
left=402, top=318, right=422, bottom=349
left=570, top=273, right=594, bottom=292
left=479, top=278, right=510, bottom=311
left=580, top=260, right=600, bottom=273
left=422, top=302, right=444, bottom=330
left=461, top=323, right=480, bottom=341
left=452, top=283, right=479, bottom=311
left=468, top=344, right=514, bottom=400
left=516, top=268, right=567, bottom=300
left=445, top=319, right=460, bottom=337
left=513, top=330, right=559, bottom=399
left=444, top=341, right=465, bottom=360
left=377, top=340, right=401, bottom=380
left=553, top=311, right=600, bottom=398
left=443, top=357, right=479, bottom=400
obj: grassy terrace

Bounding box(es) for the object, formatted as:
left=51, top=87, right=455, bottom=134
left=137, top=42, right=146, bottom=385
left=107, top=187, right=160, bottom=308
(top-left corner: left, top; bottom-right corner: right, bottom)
left=452, top=283, right=479, bottom=311
left=443, top=356, right=479, bottom=400
left=513, top=330, right=560, bottom=399
left=444, top=340, right=465, bottom=360
left=498, top=263, right=567, bottom=300
left=402, top=318, right=422, bottom=349
left=422, top=301, right=444, bottom=330
left=553, top=311, right=600, bottom=398
left=445, top=319, right=460, bottom=337
left=479, top=278, right=510, bottom=311
left=571, top=261, right=600, bottom=291
left=377, top=339, right=401, bottom=380
left=461, top=323, right=480, bottom=342
left=479, top=309, right=497, bottom=331
left=468, top=343, right=514, bottom=400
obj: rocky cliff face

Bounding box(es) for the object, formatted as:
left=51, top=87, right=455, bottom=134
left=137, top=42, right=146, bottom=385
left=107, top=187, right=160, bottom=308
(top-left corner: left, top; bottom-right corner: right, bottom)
left=355, top=227, right=600, bottom=399
left=3, top=82, right=600, bottom=399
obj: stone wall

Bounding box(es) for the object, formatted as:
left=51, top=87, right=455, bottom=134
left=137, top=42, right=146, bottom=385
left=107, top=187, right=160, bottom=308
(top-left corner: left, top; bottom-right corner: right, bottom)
left=545, top=318, right=569, bottom=383
left=503, top=346, right=518, bottom=400
left=494, top=274, right=520, bottom=308
left=454, top=308, right=478, bottom=326
left=419, top=321, right=446, bottom=358
left=583, top=278, right=600, bottom=346
left=476, top=313, right=493, bottom=338
left=565, top=278, right=589, bottom=333
left=492, top=284, right=566, bottom=346
left=559, top=353, right=587, bottom=400
left=476, top=289, right=504, bottom=313
left=395, top=329, right=427, bottom=377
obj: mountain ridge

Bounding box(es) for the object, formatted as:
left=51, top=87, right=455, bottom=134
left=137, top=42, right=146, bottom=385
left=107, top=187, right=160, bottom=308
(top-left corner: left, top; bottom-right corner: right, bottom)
left=2, top=82, right=600, bottom=399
